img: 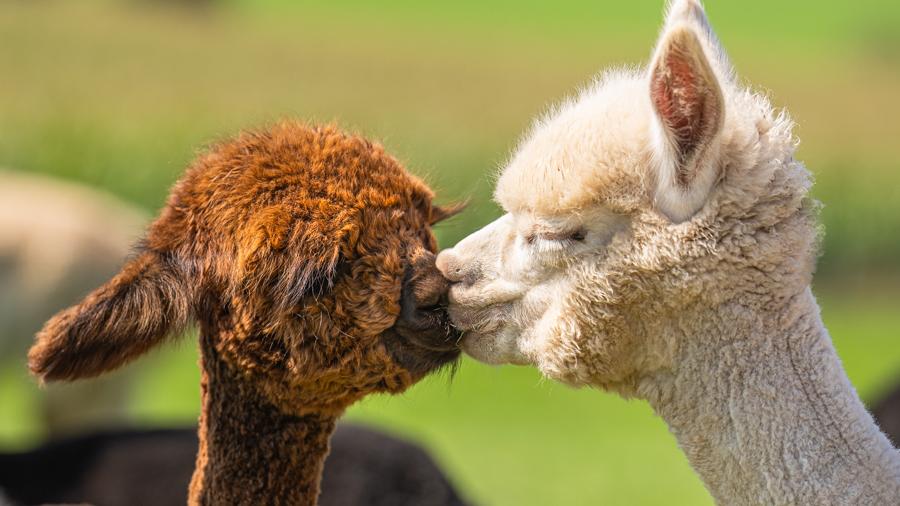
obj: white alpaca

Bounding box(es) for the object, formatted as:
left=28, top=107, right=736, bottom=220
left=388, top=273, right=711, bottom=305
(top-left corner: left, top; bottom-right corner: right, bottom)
left=436, top=1, right=900, bottom=503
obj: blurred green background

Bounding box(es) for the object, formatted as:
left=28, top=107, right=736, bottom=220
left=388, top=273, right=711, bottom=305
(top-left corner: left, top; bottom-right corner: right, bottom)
left=1, top=1, right=899, bottom=504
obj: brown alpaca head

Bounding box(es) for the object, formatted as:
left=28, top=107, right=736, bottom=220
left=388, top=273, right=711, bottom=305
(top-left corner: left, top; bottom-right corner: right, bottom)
left=29, top=122, right=461, bottom=415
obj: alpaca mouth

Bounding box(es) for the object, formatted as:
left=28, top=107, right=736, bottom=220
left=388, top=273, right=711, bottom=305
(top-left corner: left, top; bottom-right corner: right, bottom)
left=445, top=304, right=530, bottom=365
left=387, top=251, right=462, bottom=374
left=458, top=329, right=528, bottom=366
left=395, top=305, right=462, bottom=352
left=383, top=304, right=462, bottom=376
left=446, top=302, right=509, bottom=334
left=382, top=323, right=461, bottom=377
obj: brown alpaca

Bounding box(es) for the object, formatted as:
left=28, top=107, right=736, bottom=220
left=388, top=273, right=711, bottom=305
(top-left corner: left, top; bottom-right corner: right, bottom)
left=28, top=122, right=461, bottom=505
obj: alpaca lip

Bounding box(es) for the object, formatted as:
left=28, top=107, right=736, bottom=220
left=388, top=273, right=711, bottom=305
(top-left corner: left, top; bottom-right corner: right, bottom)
left=459, top=329, right=529, bottom=366
left=393, top=307, right=462, bottom=353
left=446, top=302, right=507, bottom=334
left=382, top=321, right=461, bottom=377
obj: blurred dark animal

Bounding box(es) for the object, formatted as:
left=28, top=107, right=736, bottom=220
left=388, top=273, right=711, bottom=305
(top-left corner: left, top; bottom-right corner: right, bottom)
left=873, top=383, right=900, bottom=448
left=0, top=423, right=470, bottom=506
left=0, top=169, right=148, bottom=433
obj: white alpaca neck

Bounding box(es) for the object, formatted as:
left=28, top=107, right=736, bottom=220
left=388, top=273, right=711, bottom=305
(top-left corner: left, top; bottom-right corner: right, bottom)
left=641, top=288, right=900, bottom=505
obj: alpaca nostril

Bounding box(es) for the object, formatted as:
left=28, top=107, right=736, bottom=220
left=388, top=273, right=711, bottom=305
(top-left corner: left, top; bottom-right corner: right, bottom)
left=435, top=250, right=464, bottom=283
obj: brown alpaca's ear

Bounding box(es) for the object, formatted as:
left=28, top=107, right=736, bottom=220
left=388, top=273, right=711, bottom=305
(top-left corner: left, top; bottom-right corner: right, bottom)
left=29, top=250, right=189, bottom=383
left=429, top=202, right=467, bottom=225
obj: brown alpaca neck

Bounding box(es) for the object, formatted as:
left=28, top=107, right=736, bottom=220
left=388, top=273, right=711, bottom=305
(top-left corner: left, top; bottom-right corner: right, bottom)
left=188, top=330, right=337, bottom=506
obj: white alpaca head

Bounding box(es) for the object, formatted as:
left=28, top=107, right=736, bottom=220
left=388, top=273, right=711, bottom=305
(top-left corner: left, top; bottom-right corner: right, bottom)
left=437, top=0, right=817, bottom=388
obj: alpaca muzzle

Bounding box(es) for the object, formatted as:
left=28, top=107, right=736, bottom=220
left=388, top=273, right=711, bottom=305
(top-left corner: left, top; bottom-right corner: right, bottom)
left=382, top=251, right=461, bottom=376
left=395, top=251, right=460, bottom=353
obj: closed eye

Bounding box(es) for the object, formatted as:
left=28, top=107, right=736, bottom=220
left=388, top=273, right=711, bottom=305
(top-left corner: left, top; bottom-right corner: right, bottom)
left=540, top=228, right=586, bottom=243
left=524, top=228, right=587, bottom=246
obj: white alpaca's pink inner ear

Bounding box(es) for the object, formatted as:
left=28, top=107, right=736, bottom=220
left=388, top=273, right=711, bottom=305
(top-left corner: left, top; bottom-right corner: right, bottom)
left=652, top=40, right=708, bottom=177
left=649, top=25, right=725, bottom=222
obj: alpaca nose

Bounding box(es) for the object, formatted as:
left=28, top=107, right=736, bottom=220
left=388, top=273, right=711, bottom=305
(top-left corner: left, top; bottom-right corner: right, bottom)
left=435, top=249, right=465, bottom=283
left=394, top=250, right=459, bottom=352
left=406, top=250, right=451, bottom=309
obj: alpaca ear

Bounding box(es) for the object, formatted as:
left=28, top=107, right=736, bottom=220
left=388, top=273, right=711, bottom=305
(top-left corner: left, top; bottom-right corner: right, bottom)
left=29, top=250, right=189, bottom=383
left=649, top=1, right=727, bottom=223
left=429, top=202, right=466, bottom=225
left=661, top=0, right=733, bottom=78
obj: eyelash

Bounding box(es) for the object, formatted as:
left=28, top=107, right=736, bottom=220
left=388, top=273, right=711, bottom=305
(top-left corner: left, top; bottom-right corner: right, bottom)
left=525, top=229, right=587, bottom=245
left=568, top=229, right=587, bottom=242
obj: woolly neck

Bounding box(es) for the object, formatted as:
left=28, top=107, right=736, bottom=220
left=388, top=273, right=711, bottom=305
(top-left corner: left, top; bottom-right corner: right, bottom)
left=188, top=329, right=337, bottom=506
left=641, top=288, right=900, bottom=504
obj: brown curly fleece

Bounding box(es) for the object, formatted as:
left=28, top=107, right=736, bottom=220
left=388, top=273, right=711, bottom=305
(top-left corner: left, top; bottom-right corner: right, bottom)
left=28, top=122, right=462, bottom=506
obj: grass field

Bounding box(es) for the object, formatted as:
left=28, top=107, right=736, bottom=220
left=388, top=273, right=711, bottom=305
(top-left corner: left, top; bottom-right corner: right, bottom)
left=1, top=1, right=899, bottom=504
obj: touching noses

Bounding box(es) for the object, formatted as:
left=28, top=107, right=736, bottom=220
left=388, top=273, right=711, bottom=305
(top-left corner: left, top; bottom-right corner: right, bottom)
left=435, top=249, right=466, bottom=283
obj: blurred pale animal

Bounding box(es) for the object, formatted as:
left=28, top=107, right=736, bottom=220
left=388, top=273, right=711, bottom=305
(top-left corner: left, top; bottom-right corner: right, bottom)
left=0, top=169, right=147, bottom=433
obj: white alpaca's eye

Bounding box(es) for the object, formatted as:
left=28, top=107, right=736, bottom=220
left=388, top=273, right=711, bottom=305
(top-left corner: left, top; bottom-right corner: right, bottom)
left=539, top=228, right=587, bottom=243
left=568, top=229, right=587, bottom=242
left=522, top=228, right=587, bottom=255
